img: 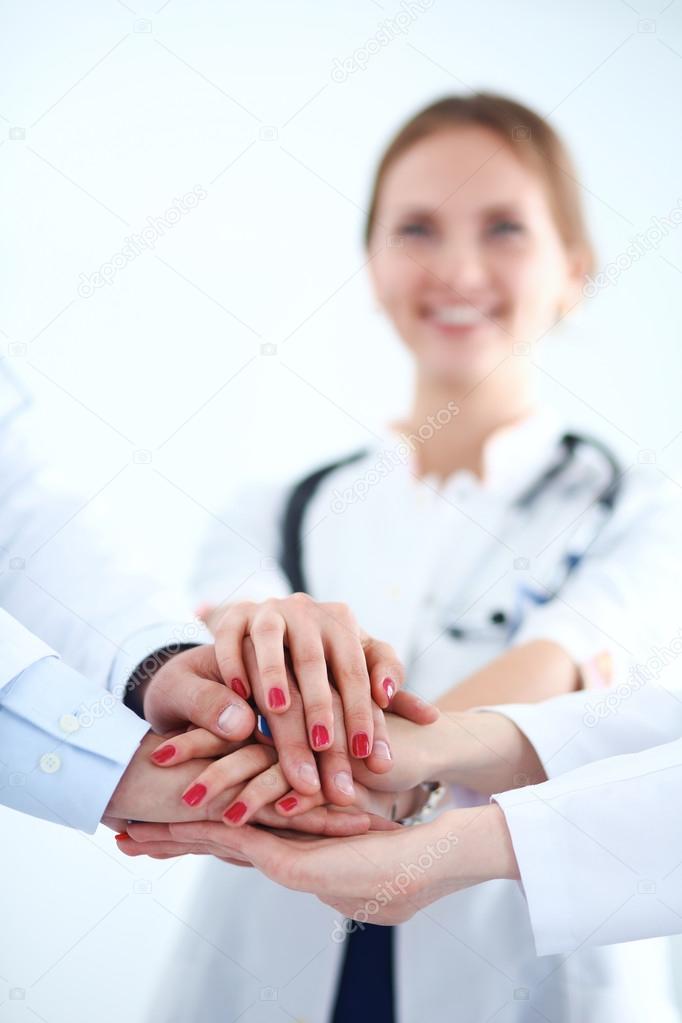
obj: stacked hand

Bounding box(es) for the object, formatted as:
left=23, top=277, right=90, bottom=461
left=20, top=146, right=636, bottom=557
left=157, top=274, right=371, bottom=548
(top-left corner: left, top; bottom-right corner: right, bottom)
left=106, top=594, right=530, bottom=922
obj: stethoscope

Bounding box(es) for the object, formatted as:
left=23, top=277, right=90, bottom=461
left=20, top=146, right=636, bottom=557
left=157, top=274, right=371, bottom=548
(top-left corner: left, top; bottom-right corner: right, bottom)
left=442, top=432, right=623, bottom=643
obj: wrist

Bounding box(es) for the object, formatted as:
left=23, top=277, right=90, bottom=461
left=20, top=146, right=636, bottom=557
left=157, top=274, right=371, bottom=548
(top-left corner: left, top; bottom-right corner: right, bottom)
left=429, top=805, right=520, bottom=894
left=429, top=710, right=544, bottom=795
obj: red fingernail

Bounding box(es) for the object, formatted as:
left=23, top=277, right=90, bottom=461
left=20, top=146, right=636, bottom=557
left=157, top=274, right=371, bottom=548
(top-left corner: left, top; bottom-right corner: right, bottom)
left=182, top=783, right=207, bottom=807
left=151, top=744, right=176, bottom=764
left=115, top=833, right=128, bottom=841
left=383, top=677, right=395, bottom=701
left=268, top=687, right=286, bottom=709
left=352, top=732, right=370, bottom=758
left=278, top=796, right=298, bottom=812
left=311, top=723, right=330, bottom=749
left=224, top=801, right=247, bottom=823
left=231, top=678, right=248, bottom=700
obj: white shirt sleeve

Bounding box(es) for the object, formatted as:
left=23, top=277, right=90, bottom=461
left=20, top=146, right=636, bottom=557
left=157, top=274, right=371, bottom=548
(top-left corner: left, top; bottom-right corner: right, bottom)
left=493, top=737, right=682, bottom=956
left=0, top=656, right=149, bottom=832
left=510, top=468, right=682, bottom=686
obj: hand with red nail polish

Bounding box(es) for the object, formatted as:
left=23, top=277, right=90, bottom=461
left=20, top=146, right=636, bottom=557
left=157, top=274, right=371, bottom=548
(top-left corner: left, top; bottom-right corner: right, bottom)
left=204, top=595, right=409, bottom=762
left=105, top=731, right=377, bottom=840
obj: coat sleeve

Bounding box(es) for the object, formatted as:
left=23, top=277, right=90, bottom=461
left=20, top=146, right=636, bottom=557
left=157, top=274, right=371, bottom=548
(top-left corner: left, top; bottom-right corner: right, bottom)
left=510, top=467, right=682, bottom=687
left=493, top=735, right=682, bottom=955
left=0, top=381, right=209, bottom=831
left=485, top=681, right=682, bottom=777
left=0, top=400, right=209, bottom=693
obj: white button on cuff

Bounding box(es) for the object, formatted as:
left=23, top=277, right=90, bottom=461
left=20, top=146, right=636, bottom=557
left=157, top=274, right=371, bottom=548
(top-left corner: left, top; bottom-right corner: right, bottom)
left=39, top=752, right=61, bottom=774
left=59, top=713, right=80, bottom=734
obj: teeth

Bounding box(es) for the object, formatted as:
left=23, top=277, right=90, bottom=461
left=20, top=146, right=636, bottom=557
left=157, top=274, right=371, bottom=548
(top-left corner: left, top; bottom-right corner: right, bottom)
left=430, top=306, right=485, bottom=326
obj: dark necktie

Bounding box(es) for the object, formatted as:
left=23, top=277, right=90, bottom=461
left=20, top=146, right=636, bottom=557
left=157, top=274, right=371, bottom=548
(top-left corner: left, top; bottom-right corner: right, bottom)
left=331, top=923, right=395, bottom=1022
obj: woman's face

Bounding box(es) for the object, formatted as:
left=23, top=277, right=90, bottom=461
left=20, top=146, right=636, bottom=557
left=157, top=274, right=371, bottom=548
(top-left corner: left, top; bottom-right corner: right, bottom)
left=368, top=125, right=585, bottom=388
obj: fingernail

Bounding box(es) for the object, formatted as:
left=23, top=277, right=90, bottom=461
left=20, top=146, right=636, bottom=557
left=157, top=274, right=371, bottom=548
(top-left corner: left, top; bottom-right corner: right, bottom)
left=382, top=677, right=395, bottom=701
left=268, top=687, right=286, bottom=709
left=150, top=744, right=176, bottom=764
left=351, top=732, right=370, bottom=758
left=257, top=713, right=272, bottom=738
left=182, top=783, right=207, bottom=807
left=231, top=678, right=248, bottom=700
left=224, top=801, right=247, bottom=824
left=278, top=796, right=298, bottom=812
left=115, top=833, right=128, bottom=841
left=297, top=762, right=320, bottom=789
left=311, top=723, right=330, bottom=749
left=334, top=771, right=355, bottom=796
left=372, top=740, right=392, bottom=761
left=217, top=703, right=248, bottom=736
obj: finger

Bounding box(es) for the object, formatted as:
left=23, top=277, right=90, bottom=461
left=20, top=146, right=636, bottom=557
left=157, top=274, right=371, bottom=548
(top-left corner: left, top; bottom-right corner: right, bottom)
left=390, top=689, right=440, bottom=725
left=179, top=745, right=277, bottom=809
left=266, top=806, right=371, bottom=837
left=249, top=606, right=291, bottom=712
left=321, top=610, right=373, bottom=759
left=273, top=788, right=325, bottom=818
left=261, top=683, right=321, bottom=796
left=150, top=728, right=237, bottom=766
left=362, top=703, right=393, bottom=776
left=169, top=664, right=255, bottom=741
left=116, top=833, right=253, bottom=865
left=222, top=762, right=290, bottom=826
left=367, top=814, right=402, bottom=832
left=284, top=603, right=334, bottom=750
left=163, top=821, right=310, bottom=887
left=125, top=821, right=251, bottom=862
left=212, top=604, right=253, bottom=700
left=316, top=690, right=356, bottom=806
left=362, top=634, right=405, bottom=709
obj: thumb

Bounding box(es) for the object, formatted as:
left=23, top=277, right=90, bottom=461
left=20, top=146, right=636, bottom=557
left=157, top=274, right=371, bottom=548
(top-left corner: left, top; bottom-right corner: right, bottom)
left=389, top=690, right=439, bottom=725
left=149, top=648, right=256, bottom=740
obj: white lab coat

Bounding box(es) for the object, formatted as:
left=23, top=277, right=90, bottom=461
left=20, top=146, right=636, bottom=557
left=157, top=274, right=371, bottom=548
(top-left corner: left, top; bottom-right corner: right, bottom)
left=0, top=371, right=207, bottom=830
left=159, top=410, right=682, bottom=1023
left=493, top=684, right=682, bottom=956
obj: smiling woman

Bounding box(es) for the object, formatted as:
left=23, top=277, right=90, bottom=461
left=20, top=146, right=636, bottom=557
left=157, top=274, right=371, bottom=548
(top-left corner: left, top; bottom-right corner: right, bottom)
left=148, top=92, right=682, bottom=1023
left=364, top=94, right=595, bottom=438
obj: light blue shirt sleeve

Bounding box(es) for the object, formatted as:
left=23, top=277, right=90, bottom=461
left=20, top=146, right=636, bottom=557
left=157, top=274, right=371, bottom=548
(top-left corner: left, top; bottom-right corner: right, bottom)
left=0, top=655, right=149, bottom=833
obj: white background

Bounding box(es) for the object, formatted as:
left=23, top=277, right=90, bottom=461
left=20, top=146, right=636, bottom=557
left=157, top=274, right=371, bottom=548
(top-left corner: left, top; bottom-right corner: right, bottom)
left=2, top=0, right=682, bottom=1019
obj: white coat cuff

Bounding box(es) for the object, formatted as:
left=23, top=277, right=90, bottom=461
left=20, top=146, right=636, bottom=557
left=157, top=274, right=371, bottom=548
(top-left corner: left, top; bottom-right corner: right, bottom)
left=0, top=656, right=150, bottom=832
left=107, top=620, right=213, bottom=699
left=491, top=786, right=580, bottom=956
left=480, top=695, right=624, bottom=778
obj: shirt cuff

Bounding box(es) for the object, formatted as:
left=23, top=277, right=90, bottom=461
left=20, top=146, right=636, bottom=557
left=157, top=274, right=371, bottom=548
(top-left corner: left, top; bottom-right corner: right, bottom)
left=0, top=657, right=150, bottom=832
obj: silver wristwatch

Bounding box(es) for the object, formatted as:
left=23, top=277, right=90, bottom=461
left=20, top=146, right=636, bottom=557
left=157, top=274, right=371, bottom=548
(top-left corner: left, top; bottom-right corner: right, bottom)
left=394, top=781, right=447, bottom=827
